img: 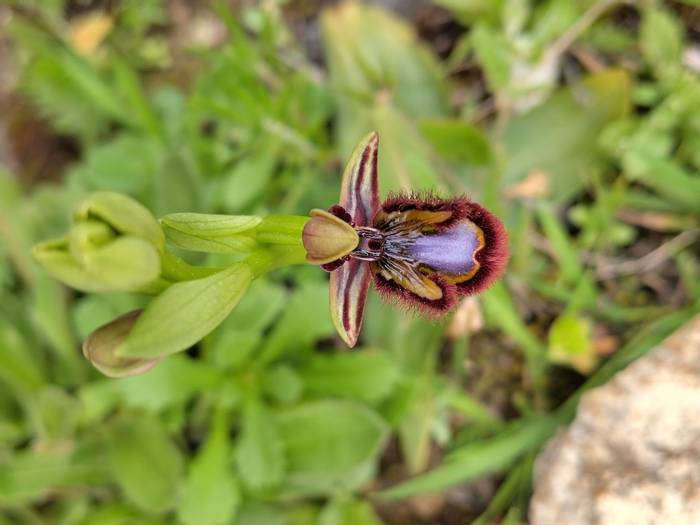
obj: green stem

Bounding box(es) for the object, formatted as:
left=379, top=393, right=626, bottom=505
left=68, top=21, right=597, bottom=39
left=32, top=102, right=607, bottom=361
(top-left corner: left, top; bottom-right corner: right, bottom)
left=244, top=245, right=308, bottom=278
left=255, top=215, right=308, bottom=246
left=160, top=250, right=224, bottom=282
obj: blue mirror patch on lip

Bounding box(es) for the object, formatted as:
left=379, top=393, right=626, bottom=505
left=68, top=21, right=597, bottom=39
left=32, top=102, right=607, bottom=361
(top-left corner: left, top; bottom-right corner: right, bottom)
left=408, top=221, right=480, bottom=275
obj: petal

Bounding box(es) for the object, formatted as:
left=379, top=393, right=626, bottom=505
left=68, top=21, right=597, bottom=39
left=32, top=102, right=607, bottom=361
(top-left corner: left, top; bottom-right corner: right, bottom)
left=330, top=258, right=371, bottom=348
left=339, top=131, right=380, bottom=228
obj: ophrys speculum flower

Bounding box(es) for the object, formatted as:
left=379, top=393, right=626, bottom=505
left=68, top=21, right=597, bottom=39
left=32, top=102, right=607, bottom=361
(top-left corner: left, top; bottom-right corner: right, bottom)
left=34, top=133, right=507, bottom=377
left=303, top=132, right=509, bottom=348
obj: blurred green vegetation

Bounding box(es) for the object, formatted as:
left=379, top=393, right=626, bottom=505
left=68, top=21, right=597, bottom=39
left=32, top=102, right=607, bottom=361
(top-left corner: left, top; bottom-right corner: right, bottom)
left=0, top=0, right=699, bottom=524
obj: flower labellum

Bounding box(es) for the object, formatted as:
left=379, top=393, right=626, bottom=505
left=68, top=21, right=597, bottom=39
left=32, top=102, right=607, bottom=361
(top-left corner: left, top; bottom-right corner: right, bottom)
left=303, top=132, right=509, bottom=348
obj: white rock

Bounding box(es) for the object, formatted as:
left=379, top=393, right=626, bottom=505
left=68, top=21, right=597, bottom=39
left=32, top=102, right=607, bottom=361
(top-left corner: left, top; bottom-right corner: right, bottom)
left=531, top=315, right=700, bottom=525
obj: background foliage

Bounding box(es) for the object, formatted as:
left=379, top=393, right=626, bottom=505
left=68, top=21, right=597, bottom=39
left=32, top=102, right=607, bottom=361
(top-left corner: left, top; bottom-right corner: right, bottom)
left=0, top=0, right=699, bottom=524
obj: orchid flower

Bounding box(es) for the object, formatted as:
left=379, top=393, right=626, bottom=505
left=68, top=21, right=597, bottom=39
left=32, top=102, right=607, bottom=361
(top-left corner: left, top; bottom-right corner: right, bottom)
left=303, top=132, right=509, bottom=347
left=35, top=134, right=508, bottom=377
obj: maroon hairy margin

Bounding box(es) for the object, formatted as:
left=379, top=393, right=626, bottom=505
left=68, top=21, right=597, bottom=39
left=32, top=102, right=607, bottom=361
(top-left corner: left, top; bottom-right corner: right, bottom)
left=379, top=192, right=471, bottom=231
left=372, top=271, right=458, bottom=317
left=380, top=192, right=509, bottom=294
left=456, top=201, right=509, bottom=296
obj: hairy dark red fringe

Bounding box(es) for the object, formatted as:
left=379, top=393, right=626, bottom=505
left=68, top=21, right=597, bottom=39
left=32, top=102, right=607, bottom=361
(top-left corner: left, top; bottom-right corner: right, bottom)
left=379, top=192, right=470, bottom=231
left=372, top=271, right=458, bottom=317
left=455, top=201, right=509, bottom=296
left=380, top=192, right=509, bottom=297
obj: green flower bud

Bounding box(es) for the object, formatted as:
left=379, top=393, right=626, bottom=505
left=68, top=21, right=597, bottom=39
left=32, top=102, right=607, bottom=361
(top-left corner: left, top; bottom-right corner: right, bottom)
left=74, top=192, right=164, bottom=250
left=33, top=192, right=163, bottom=292
left=159, top=213, right=310, bottom=254
left=83, top=310, right=161, bottom=378
left=160, top=213, right=261, bottom=253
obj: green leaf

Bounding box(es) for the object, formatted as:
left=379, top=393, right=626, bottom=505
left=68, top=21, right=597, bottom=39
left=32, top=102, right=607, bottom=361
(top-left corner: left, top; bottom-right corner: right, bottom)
left=640, top=7, right=684, bottom=78
left=0, top=449, right=107, bottom=506
left=118, top=263, right=253, bottom=359
left=0, top=318, right=44, bottom=393
left=472, top=24, right=511, bottom=92
left=79, top=381, right=121, bottom=424
left=622, top=148, right=700, bottom=213
left=433, top=0, right=501, bottom=24
left=420, top=119, right=493, bottom=165
left=502, top=69, right=631, bottom=203
left=318, top=497, right=385, bottom=525
left=299, top=350, right=399, bottom=404
left=471, top=455, right=533, bottom=525
left=322, top=2, right=448, bottom=121
left=74, top=136, right=163, bottom=198
left=221, top=145, right=279, bottom=211
left=73, top=293, right=144, bottom=340
left=234, top=502, right=318, bottom=525
left=109, top=415, right=184, bottom=513
left=76, top=503, right=161, bottom=525
left=548, top=314, right=596, bottom=374
left=536, top=203, right=584, bottom=284
left=178, top=412, right=240, bottom=525
left=116, top=355, right=221, bottom=411
left=33, top=47, right=134, bottom=130
left=262, top=365, right=303, bottom=404
left=37, top=387, right=80, bottom=440
left=381, top=415, right=559, bottom=499
left=222, top=280, right=287, bottom=332
left=482, top=282, right=546, bottom=382
left=207, top=328, right=261, bottom=370
left=371, top=105, right=446, bottom=194
left=322, top=2, right=449, bottom=195
left=277, top=400, right=389, bottom=495
left=205, top=280, right=286, bottom=369
left=256, top=282, right=333, bottom=365
left=396, top=374, right=436, bottom=474
left=235, top=398, right=285, bottom=491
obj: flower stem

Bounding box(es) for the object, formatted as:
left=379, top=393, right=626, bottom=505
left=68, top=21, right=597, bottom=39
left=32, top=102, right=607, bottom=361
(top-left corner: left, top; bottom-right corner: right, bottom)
left=160, top=250, right=223, bottom=282
left=244, top=245, right=308, bottom=278
left=255, top=215, right=308, bottom=246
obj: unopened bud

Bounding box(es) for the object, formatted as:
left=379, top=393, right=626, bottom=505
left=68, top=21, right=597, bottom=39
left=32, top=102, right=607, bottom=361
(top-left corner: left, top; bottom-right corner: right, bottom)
left=83, top=310, right=161, bottom=378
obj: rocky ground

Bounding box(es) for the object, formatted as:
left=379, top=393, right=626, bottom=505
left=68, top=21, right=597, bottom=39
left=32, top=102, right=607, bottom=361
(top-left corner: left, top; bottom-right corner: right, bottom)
left=531, top=315, right=700, bottom=525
